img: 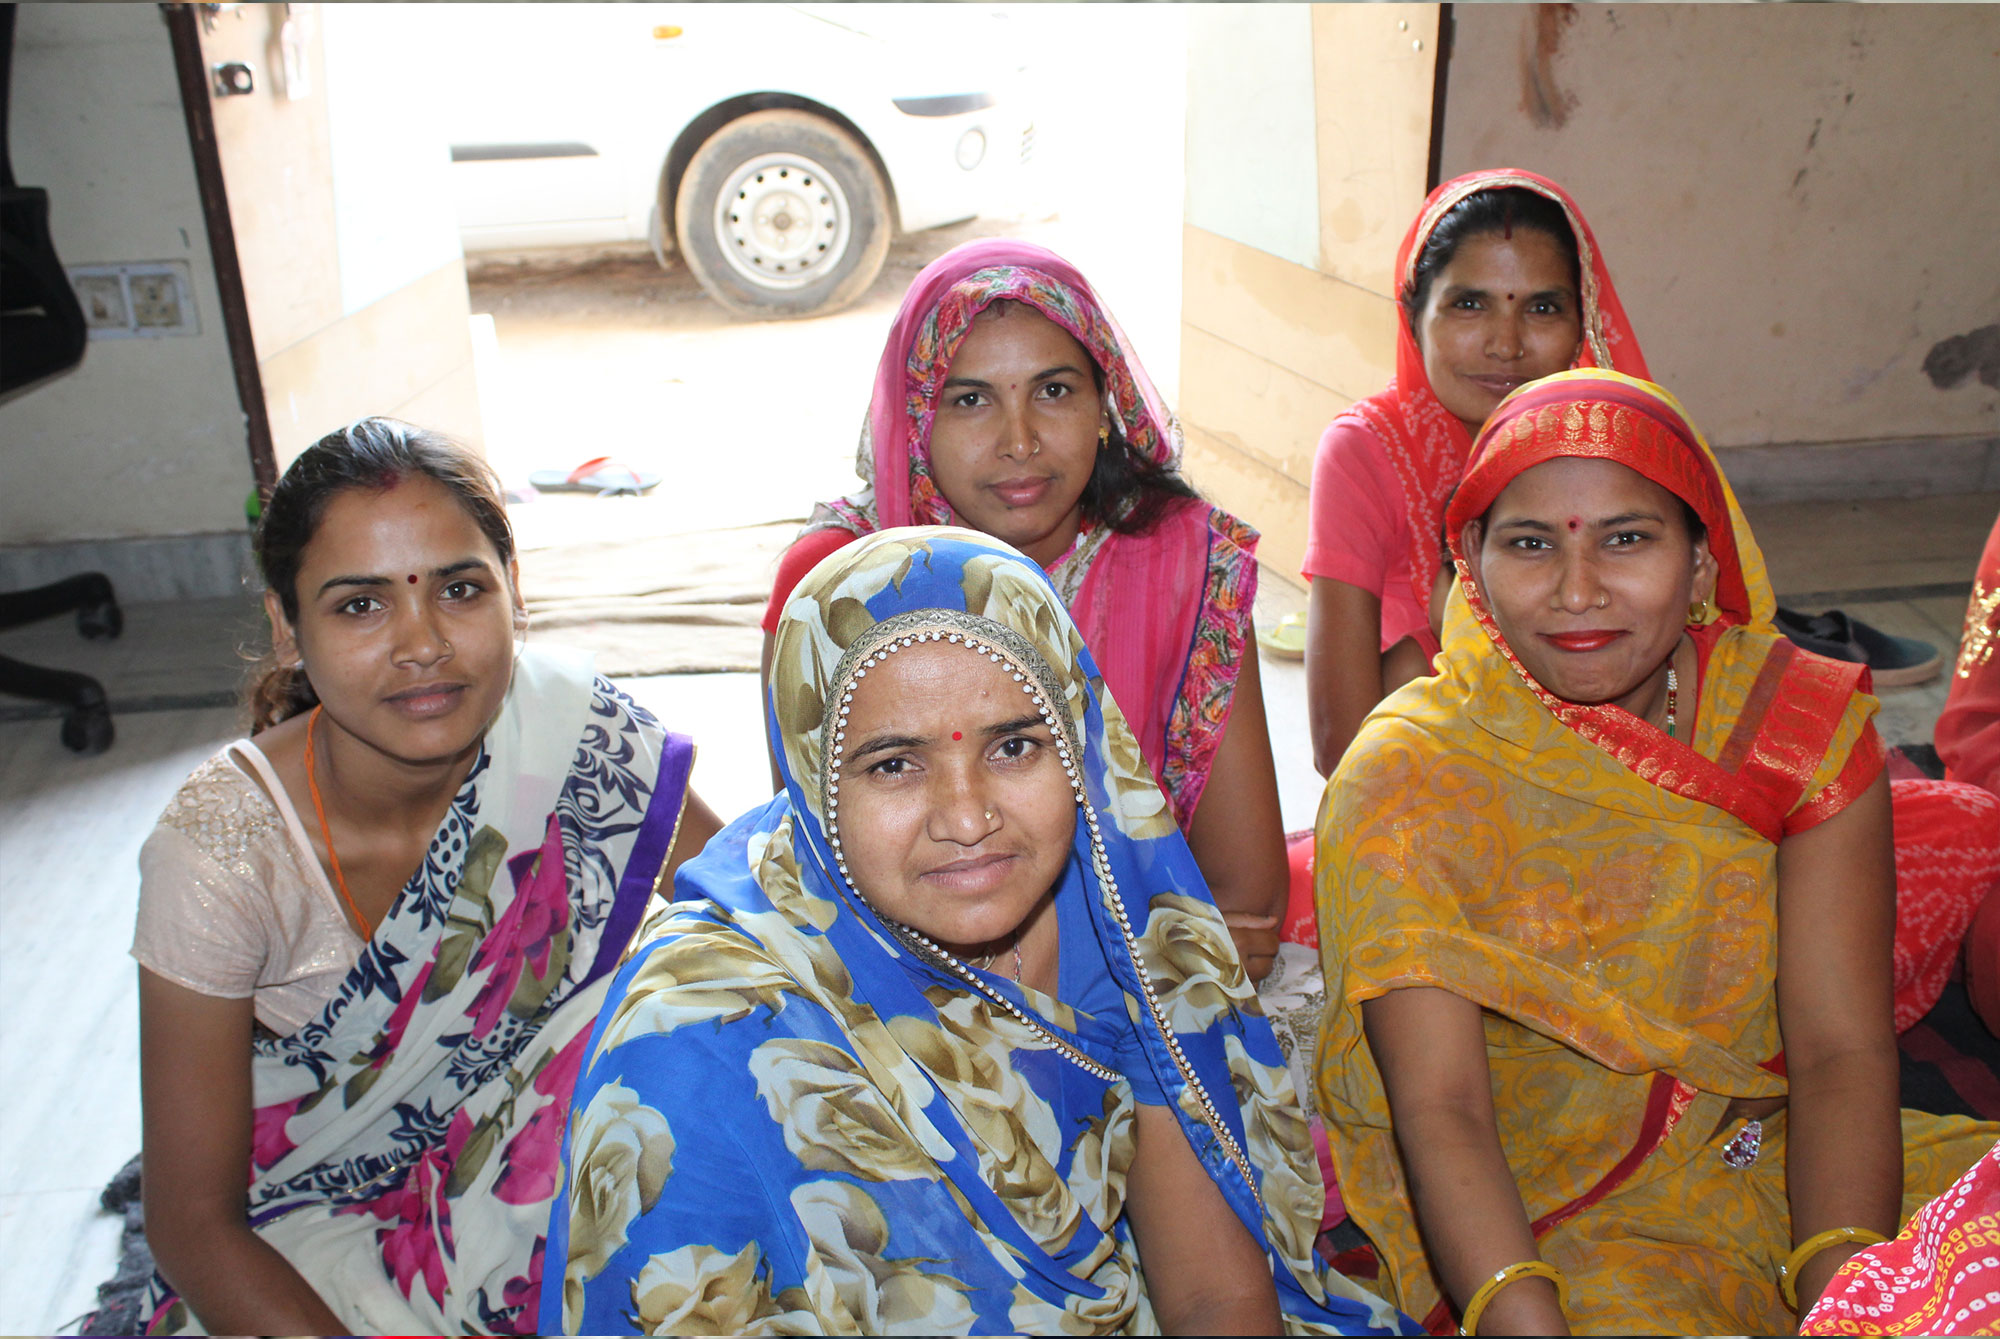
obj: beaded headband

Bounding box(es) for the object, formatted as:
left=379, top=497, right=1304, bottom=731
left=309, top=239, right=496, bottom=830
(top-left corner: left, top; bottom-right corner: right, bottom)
left=819, top=608, right=1085, bottom=882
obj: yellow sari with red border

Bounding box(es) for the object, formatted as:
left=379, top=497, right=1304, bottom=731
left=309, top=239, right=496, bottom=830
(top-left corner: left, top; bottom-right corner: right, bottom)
left=1313, top=370, right=1994, bottom=1334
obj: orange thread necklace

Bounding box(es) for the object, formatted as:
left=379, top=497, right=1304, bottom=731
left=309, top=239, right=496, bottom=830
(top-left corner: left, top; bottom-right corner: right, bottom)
left=303, top=704, right=375, bottom=940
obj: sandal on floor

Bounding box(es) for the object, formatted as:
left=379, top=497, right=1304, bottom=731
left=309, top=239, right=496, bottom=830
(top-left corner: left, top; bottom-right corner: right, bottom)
left=528, top=457, right=661, bottom=497
left=1774, top=606, right=1943, bottom=688
left=1258, top=610, right=1308, bottom=660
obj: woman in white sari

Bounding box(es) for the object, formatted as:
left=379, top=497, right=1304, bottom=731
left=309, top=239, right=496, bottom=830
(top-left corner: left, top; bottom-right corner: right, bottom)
left=132, top=419, right=719, bottom=1334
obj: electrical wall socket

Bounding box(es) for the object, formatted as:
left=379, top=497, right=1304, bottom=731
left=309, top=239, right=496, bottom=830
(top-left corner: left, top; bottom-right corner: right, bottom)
left=66, top=261, right=200, bottom=339
left=75, top=274, right=129, bottom=329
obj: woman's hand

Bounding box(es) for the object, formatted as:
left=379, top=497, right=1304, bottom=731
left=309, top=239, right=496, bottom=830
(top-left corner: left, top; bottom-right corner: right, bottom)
left=1222, top=911, right=1280, bottom=985
left=1306, top=579, right=1388, bottom=777
left=140, top=969, right=345, bottom=1335
left=1185, top=638, right=1288, bottom=982
left=1776, top=769, right=1901, bottom=1319
left=1125, top=1102, right=1282, bottom=1334
left=1363, top=985, right=1570, bottom=1336
left=664, top=788, right=726, bottom=894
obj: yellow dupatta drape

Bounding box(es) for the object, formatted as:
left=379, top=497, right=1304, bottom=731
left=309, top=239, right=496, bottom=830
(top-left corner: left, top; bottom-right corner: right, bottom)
left=1312, top=371, right=1993, bottom=1333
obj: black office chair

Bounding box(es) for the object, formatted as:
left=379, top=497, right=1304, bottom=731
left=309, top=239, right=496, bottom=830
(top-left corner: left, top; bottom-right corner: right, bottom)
left=1, top=2, right=119, bottom=754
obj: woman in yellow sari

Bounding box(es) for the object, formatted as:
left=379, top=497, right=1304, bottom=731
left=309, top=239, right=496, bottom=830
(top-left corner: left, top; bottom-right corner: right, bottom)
left=1313, top=369, right=1995, bottom=1334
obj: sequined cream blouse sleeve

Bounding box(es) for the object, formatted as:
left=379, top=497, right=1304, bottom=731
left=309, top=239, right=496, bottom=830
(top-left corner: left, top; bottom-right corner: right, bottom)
left=131, top=743, right=360, bottom=1034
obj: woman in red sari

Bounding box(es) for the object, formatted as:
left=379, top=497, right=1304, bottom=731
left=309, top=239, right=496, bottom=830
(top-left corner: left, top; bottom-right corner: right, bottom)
left=1302, top=169, right=1648, bottom=777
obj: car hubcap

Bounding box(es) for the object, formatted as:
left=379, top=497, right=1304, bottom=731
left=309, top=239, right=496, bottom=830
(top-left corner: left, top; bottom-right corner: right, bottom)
left=716, top=151, right=852, bottom=291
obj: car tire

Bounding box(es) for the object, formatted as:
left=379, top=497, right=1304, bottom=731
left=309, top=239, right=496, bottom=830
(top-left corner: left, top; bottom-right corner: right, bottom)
left=675, top=109, right=891, bottom=319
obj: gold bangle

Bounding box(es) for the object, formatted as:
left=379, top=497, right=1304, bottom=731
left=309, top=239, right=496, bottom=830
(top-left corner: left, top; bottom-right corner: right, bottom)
left=1459, top=1260, right=1568, bottom=1336
left=1779, top=1226, right=1891, bottom=1311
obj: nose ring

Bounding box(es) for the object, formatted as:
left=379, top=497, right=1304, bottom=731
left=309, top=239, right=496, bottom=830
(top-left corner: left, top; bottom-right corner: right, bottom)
left=983, top=809, right=995, bottom=821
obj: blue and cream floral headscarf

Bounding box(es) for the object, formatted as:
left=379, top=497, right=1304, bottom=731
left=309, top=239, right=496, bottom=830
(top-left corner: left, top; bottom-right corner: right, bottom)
left=546, top=528, right=1414, bottom=1336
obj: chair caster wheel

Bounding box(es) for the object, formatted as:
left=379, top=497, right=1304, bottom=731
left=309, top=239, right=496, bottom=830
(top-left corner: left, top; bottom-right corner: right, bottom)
left=61, top=704, right=114, bottom=754
left=77, top=600, right=123, bottom=640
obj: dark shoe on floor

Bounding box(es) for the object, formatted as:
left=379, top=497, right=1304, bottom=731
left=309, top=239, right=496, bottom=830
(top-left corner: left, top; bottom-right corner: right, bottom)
left=1774, top=606, right=1943, bottom=687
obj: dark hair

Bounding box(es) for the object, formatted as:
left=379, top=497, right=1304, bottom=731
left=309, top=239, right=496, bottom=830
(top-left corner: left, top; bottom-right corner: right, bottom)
left=966, top=297, right=1198, bottom=537
left=1402, top=186, right=1581, bottom=328
left=1675, top=498, right=1708, bottom=546
left=246, top=418, right=514, bottom=732
left=1079, top=416, right=1199, bottom=535
left=1074, top=347, right=1198, bottom=537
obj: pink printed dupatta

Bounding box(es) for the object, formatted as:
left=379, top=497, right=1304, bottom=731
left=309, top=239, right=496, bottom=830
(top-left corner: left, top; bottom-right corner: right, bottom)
left=804, top=241, right=1258, bottom=827
left=1341, top=169, right=1649, bottom=638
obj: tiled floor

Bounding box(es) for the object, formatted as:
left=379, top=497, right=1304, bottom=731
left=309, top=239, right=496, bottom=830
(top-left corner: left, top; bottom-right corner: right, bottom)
left=0, top=705, right=240, bottom=1334
left=3, top=491, right=1993, bottom=1331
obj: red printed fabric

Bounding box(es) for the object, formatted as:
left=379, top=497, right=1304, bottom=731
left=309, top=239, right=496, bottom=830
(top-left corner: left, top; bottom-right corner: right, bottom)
left=1802, top=1143, right=2000, bottom=1335
left=1889, top=778, right=2000, bottom=1032
left=1938, top=510, right=2000, bottom=798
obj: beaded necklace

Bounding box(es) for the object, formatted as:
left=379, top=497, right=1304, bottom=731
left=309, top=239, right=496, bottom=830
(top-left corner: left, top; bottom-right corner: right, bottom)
left=817, top=612, right=1263, bottom=1208
left=302, top=704, right=375, bottom=940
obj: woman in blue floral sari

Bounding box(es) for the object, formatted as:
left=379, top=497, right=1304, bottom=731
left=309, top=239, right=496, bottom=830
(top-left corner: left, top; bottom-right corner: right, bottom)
left=545, top=527, right=1414, bottom=1336
left=132, top=420, right=719, bottom=1334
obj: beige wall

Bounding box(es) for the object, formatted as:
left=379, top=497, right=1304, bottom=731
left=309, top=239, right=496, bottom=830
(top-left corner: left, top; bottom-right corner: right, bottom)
left=1180, top=4, right=1439, bottom=586
left=1439, top=3, right=2000, bottom=455
left=0, top=5, right=254, bottom=545
left=0, top=3, right=486, bottom=554
left=199, top=3, right=482, bottom=469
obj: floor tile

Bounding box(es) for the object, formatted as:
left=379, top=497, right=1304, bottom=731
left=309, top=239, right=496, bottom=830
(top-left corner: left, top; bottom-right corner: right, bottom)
left=615, top=672, right=772, bottom=825
left=0, top=1186, right=127, bottom=1335
left=1257, top=648, right=1323, bottom=834
left=1746, top=493, right=1998, bottom=600
left=0, top=708, right=238, bottom=1331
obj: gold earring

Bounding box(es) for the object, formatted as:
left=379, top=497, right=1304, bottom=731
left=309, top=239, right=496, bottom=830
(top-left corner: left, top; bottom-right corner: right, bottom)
left=1097, top=424, right=1110, bottom=449
left=1688, top=598, right=1711, bottom=624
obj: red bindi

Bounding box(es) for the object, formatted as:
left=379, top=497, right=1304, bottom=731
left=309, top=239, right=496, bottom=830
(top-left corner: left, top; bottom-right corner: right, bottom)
left=951, top=731, right=963, bottom=741
left=1566, top=516, right=1581, bottom=532
left=407, top=573, right=419, bottom=583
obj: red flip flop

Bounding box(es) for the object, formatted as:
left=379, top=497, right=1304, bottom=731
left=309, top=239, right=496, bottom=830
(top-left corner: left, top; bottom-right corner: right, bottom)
left=528, top=457, right=661, bottom=496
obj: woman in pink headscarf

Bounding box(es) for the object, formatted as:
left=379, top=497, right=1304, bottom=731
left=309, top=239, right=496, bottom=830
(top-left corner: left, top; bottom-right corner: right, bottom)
left=760, top=239, right=1286, bottom=979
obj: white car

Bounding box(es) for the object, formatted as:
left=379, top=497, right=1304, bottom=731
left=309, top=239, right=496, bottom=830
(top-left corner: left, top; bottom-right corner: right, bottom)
left=425, top=4, right=1038, bottom=317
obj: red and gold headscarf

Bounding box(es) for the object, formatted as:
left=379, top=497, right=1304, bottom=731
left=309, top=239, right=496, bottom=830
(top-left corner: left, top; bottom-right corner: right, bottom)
left=1441, top=369, right=1874, bottom=843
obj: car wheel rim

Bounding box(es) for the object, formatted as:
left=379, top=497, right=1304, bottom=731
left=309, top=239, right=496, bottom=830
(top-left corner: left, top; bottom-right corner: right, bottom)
left=714, top=151, right=853, bottom=292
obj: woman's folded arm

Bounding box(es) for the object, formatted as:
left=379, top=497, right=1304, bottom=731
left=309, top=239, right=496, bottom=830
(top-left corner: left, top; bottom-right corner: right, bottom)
left=138, top=967, right=344, bottom=1335
left=1363, top=985, right=1569, bottom=1336
left=1775, top=769, right=1902, bottom=1314
left=1125, top=1101, right=1281, bottom=1336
